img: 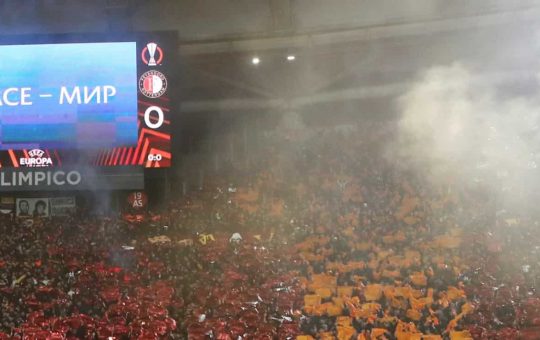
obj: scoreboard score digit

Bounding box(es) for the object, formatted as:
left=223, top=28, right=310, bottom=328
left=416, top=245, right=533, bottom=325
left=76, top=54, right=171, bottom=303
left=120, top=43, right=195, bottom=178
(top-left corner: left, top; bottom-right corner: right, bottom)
left=137, top=98, right=171, bottom=168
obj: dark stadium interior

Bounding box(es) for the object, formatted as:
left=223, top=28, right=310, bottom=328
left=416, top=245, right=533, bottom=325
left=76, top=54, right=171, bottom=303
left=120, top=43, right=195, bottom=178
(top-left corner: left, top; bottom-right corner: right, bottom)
left=1, top=1, right=540, bottom=339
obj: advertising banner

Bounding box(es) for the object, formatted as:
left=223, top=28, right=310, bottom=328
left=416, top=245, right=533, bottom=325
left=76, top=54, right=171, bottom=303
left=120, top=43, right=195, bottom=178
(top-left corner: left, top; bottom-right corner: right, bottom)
left=50, top=197, right=76, bottom=216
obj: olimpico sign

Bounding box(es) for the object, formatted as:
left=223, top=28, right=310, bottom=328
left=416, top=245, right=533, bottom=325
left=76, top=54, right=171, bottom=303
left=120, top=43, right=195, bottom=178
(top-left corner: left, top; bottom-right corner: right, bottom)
left=0, top=167, right=144, bottom=191
left=0, top=170, right=81, bottom=187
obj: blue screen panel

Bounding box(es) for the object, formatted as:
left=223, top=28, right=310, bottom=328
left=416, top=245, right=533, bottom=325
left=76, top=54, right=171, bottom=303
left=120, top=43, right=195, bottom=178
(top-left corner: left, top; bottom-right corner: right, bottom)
left=0, top=42, right=138, bottom=150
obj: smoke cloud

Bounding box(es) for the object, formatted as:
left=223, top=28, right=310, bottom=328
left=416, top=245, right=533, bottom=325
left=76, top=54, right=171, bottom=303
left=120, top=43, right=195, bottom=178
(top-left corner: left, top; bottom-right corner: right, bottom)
left=391, top=62, right=540, bottom=212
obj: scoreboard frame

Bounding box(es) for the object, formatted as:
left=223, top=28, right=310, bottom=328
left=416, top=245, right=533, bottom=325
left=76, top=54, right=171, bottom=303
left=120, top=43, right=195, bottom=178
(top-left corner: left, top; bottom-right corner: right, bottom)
left=0, top=31, right=177, bottom=169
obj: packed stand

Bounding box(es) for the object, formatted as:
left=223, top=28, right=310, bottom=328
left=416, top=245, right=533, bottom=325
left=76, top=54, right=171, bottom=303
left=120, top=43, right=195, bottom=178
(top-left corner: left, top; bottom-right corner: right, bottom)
left=0, top=124, right=539, bottom=339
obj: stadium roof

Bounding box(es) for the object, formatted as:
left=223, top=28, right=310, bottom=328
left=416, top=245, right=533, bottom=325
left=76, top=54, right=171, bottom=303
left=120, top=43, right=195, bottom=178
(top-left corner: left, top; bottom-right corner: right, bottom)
left=1, top=0, right=540, bottom=117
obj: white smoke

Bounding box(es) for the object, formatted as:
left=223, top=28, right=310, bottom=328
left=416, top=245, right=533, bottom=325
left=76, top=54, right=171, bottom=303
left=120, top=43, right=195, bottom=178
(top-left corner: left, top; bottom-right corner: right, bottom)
left=392, top=63, right=540, bottom=211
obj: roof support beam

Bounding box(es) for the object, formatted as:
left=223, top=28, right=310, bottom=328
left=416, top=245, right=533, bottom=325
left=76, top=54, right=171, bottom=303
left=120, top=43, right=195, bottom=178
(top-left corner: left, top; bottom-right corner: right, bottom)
left=180, top=70, right=532, bottom=113
left=179, top=6, right=540, bottom=55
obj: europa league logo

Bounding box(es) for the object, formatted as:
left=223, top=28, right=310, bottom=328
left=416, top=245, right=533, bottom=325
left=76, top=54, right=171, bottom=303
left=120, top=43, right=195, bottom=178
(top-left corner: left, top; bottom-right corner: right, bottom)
left=142, top=42, right=163, bottom=66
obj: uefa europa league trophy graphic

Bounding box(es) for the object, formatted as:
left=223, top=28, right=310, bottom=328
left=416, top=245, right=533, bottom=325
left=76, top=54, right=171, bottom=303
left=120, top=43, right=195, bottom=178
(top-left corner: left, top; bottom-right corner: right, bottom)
left=147, top=42, right=158, bottom=66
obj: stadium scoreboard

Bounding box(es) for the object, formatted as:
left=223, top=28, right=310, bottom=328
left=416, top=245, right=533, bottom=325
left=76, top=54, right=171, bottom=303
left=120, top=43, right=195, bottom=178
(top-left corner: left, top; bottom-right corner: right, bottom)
left=0, top=32, right=176, bottom=170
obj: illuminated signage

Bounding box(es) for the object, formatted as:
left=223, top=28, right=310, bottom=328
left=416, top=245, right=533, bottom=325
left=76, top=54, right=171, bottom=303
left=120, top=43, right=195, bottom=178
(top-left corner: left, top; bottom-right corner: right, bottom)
left=20, top=149, right=53, bottom=167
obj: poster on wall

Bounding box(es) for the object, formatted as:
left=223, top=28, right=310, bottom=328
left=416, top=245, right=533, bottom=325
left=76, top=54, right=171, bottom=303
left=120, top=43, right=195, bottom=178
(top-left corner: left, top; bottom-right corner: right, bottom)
left=16, top=198, right=49, bottom=218
left=50, top=197, right=76, bottom=216
left=127, top=191, right=148, bottom=209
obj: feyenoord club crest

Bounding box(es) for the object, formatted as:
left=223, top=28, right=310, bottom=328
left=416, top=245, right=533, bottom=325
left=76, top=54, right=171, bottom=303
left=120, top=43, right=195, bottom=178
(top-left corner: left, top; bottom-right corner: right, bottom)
left=139, top=70, right=168, bottom=98
left=141, top=42, right=163, bottom=66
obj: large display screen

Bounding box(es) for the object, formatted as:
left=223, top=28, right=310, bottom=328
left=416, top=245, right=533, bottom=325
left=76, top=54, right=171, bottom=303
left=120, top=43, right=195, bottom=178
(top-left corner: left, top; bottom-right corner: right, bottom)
left=0, top=42, right=138, bottom=150
left=0, top=33, right=174, bottom=168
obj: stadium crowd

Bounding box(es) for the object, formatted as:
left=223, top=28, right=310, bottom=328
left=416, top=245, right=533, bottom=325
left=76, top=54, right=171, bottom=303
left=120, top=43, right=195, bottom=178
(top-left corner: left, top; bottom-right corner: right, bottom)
left=1, top=123, right=540, bottom=339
